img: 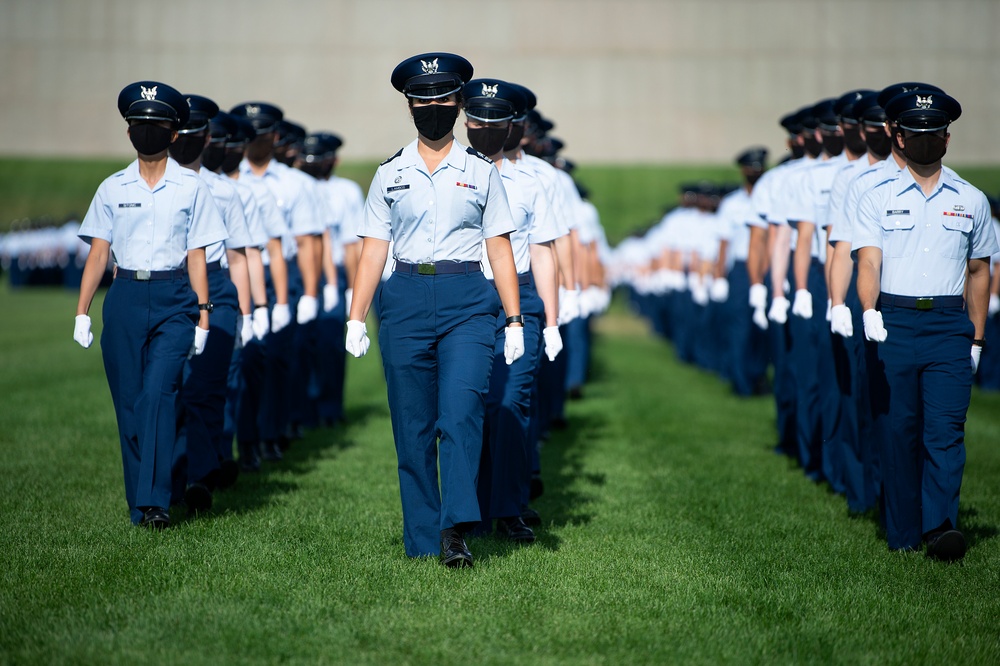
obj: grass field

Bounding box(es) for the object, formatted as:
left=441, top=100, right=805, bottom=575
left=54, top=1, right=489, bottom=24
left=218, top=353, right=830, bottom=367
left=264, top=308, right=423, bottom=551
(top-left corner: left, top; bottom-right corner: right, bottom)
left=2, top=158, right=1000, bottom=664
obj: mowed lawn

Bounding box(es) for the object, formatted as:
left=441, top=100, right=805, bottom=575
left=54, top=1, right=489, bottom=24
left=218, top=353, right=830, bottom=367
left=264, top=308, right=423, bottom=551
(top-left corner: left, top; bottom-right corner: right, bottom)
left=1, top=283, right=999, bottom=665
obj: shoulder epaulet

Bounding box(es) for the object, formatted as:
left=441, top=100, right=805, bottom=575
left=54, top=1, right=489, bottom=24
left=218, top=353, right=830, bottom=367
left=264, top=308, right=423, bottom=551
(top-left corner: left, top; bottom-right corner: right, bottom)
left=380, top=148, right=404, bottom=167
left=467, top=146, right=493, bottom=163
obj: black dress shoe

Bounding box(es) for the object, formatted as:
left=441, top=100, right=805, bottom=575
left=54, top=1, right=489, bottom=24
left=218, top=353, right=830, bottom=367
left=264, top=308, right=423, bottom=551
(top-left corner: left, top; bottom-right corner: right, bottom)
left=440, top=528, right=474, bottom=568
left=262, top=440, right=283, bottom=462
left=925, top=529, right=967, bottom=562
left=520, top=506, right=541, bottom=527
left=184, top=482, right=212, bottom=512
left=216, top=460, right=239, bottom=489
left=237, top=441, right=261, bottom=472
left=496, top=516, right=536, bottom=544
left=139, top=507, right=170, bottom=530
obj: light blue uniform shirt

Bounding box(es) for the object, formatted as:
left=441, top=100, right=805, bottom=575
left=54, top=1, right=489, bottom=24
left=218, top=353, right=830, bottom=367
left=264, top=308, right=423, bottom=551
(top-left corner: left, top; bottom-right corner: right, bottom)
left=829, top=158, right=902, bottom=245
left=326, top=174, right=366, bottom=249
left=853, top=167, right=999, bottom=297
left=361, top=139, right=515, bottom=264
left=787, top=155, right=847, bottom=261
left=238, top=158, right=325, bottom=249
left=483, top=157, right=562, bottom=277
left=198, top=167, right=254, bottom=264
left=825, top=157, right=878, bottom=243
left=79, top=158, right=227, bottom=271
left=520, top=153, right=576, bottom=233
left=716, top=187, right=753, bottom=263
left=228, top=177, right=269, bottom=248
left=234, top=166, right=297, bottom=262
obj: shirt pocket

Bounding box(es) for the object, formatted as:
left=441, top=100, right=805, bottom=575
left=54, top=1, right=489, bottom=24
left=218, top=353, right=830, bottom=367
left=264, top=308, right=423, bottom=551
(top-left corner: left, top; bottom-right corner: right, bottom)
left=879, top=215, right=915, bottom=258
left=454, top=185, right=486, bottom=230
left=939, top=215, right=972, bottom=260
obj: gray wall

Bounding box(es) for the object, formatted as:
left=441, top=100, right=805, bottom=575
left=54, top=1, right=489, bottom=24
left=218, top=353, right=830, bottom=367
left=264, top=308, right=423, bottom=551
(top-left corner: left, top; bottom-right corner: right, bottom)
left=3, top=0, right=998, bottom=165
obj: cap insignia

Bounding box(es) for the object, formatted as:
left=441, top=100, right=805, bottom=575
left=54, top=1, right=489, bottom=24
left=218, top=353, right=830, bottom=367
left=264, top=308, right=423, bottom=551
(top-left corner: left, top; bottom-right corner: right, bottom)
left=916, top=95, right=933, bottom=110
left=246, top=105, right=260, bottom=117
left=421, top=58, right=439, bottom=74
left=140, top=85, right=157, bottom=101
left=481, top=83, right=498, bottom=97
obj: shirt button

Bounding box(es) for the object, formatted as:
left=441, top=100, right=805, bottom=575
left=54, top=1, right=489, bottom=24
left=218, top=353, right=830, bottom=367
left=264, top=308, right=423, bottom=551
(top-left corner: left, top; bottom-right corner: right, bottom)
left=924, top=248, right=929, bottom=252
left=427, top=238, right=432, bottom=242
left=926, top=224, right=931, bottom=227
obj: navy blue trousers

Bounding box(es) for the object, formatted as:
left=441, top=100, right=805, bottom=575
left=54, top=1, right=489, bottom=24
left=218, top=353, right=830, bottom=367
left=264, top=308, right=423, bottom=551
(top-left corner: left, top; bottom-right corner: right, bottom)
left=564, top=313, right=591, bottom=391
left=727, top=262, right=770, bottom=396
left=101, top=275, right=196, bottom=523
left=978, top=312, right=1000, bottom=390
left=378, top=270, right=499, bottom=557
left=260, top=261, right=302, bottom=442
left=788, top=260, right=826, bottom=480
left=478, top=280, right=544, bottom=526
left=315, top=265, right=348, bottom=424
left=769, top=269, right=798, bottom=459
left=877, top=302, right=972, bottom=550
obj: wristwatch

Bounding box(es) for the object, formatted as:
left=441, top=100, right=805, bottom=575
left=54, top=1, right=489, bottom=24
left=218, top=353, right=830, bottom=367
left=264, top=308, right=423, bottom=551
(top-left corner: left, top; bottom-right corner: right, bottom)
left=198, top=302, right=215, bottom=314
left=973, top=338, right=986, bottom=348
left=505, top=315, right=523, bottom=326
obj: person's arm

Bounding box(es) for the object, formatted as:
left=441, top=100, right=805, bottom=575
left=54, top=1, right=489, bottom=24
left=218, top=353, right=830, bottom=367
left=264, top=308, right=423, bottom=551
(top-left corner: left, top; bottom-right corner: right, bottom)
left=770, top=224, right=792, bottom=294
left=268, top=238, right=288, bottom=305
left=321, top=229, right=338, bottom=287
left=347, top=237, right=389, bottom=322
left=295, top=233, right=321, bottom=298
left=344, top=242, right=360, bottom=290
left=553, top=232, right=575, bottom=289
left=76, top=239, right=110, bottom=316
left=829, top=240, right=854, bottom=306
left=187, top=247, right=211, bottom=330
left=967, top=257, right=991, bottom=339
left=792, top=221, right=814, bottom=292
left=529, top=241, right=559, bottom=327
left=746, top=224, right=768, bottom=286
left=856, top=246, right=882, bottom=312
left=226, top=247, right=252, bottom=315
left=245, top=246, right=268, bottom=308
left=486, top=233, right=522, bottom=321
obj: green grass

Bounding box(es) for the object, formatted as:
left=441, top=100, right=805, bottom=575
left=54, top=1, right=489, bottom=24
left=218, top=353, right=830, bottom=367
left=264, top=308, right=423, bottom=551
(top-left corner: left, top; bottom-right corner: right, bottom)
left=1, top=284, right=999, bottom=665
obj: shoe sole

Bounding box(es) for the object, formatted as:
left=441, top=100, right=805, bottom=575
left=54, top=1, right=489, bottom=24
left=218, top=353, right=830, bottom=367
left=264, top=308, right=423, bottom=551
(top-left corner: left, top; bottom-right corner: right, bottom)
left=441, top=554, right=474, bottom=568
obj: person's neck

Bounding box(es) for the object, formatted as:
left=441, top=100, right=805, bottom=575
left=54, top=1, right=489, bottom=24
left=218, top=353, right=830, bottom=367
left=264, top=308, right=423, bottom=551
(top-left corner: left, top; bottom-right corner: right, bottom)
left=503, top=148, right=522, bottom=163
left=137, top=153, right=168, bottom=189
left=248, top=153, right=273, bottom=177
left=907, top=161, right=943, bottom=196
left=890, top=148, right=907, bottom=169
left=867, top=151, right=887, bottom=165
left=179, top=158, right=202, bottom=173
left=416, top=134, right=453, bottom=172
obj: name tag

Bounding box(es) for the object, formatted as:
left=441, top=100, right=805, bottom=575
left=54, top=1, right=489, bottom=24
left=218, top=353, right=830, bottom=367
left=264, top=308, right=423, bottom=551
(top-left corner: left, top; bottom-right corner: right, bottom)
left=387, top=185, right=409, bottom=193
left=118, top=203, right=141, bottom=208
left=885, top=209, right=909, bottom=216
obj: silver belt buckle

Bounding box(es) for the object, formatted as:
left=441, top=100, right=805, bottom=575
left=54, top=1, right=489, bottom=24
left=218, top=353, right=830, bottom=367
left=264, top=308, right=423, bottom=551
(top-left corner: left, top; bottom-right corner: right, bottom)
left=915, top=297, right=933, bottom=311
left=136, top=269, right=151, bottom=281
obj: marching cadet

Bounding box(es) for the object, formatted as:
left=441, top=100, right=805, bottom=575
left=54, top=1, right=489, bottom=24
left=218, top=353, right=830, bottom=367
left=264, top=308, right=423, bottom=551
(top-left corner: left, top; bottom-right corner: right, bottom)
left=854, top=89, right=998, bottom=561
left=169, top=94, right=256, bottom=511
left=74, top=81, right=227, bottom=528
left=978, top=195, right=1000, bottom=390
left=345, top=53, right=524, bottom=568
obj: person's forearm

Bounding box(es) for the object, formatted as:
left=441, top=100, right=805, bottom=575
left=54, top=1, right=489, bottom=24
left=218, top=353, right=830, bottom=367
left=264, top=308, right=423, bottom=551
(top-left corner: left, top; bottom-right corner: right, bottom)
left=829, top=241, right=855, bottom=306
left=268, top=238, right=289, bottom=305
left=295, top=234, right=320, bottom=298
left=245, top=246, right=268, bottom=307
left=76, top=239, right=110, bottom=316
left=321, top=229, right=337, bottom=286
left=747, top=226, right=767, bottom=285
left=856, top=247, right=882, bottom=311
left=226, top=248, right=252, bottom=315
left=553, top=233, right=575, bottom=289
left=793, top=222, right=814, bottom=292
left=344, top=242, right=360, bottom=289
left=530, top=242, right=559, bottom=327
left=967, top=258, right=991, bottom=338
left=187, top=248, right=211, bottom=329
left=348, top=237, right=389, bottom=322
left=770, top=224, right=791, bottom=294
left=486, top=234, right=521, bottom=319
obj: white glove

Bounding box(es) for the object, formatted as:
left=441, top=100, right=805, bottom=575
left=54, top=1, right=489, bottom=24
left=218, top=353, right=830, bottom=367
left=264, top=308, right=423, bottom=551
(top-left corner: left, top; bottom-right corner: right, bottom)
left=989, top=294, right=1000, bottom=317
left=74, top=314, right=94, bottom=349
left=271, top=303, right=291, bottom=333
left=687, top=272, right=701, bottom=293
left=972, top=345, right=982, bottom=375
left=239, top=314, right=254, bottom=348
left=825, top=298, right=832, bottom=322
left=692, top=283, right=709, bottom=306
left=345, top=319, right=370, bottom=358
left=830, top=304, right=854, bottom=337
left=323, top=284, right=339, bottom=313
left=345, top=288, right=354, bottom=315
left=504, top=325, right=525, bottom=365
left=669, top=270, right=687, bottom=292
left=252, top=306, right=269, bottom=340
left=749, top=283, right=768, bottom=310
left=297, top=294, right=318, bottom=324
left=752, top=306, right=769, bottom=330
left=559, top=287, right=581, bottom=325
left=709, top=277, right=729, bottom=302
left=791, top=289, right=813, bottom=319
left=543, top=325, right=563, bottom=361
left=190, top=326, right=209, bottom=357
left=862, top=309, right=888, bottom=343
left=768, top=296, right=790, bottom=324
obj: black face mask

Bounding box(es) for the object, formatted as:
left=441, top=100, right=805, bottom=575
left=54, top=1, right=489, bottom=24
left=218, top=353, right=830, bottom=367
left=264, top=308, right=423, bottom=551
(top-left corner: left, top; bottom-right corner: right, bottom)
left=745, top=171, right=763, bottom=186
left=298, top=162, right=329, bottom=179
left=802, top=135, right=823, bottom=158
left=790, top=143, right=806, bottom=159
left=221, top=148, right=244, bottom=175
left=504, top=123, right=525, bottom=151
left=842, top=126, right=867, bottom=156
left=168, top=133, right=206, bottom=165
left=411, top=104, right=459, bottom=141
left=201, top=143, right=226, bottom=172
left=902, top=133, right=948, bottom=166
left=820, top=133, right=844, bottom=157
left=129, top=123, right=174, bottom=156
left=864, top=127, right=892, bottom=158
left=467, top=126, right=510, bottom=157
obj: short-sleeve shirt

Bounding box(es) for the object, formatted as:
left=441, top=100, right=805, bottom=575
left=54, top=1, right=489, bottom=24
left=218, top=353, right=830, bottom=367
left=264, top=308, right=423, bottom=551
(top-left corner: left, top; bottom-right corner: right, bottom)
left=360, top=139, right=515, bottom=264
left=199, top=167, right=254, bottom=264
left=78, top=158, right=227, bottom=271
left=853, top=167, right=1000, bottom=297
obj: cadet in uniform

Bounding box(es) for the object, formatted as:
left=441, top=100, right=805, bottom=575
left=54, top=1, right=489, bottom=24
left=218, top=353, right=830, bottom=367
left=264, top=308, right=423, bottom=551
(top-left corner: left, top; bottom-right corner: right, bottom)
left=345, top=53, right=524, bottom=568
left=854, top=90, right=998, bottom=560
left=74, top=81, right=227, bottom=528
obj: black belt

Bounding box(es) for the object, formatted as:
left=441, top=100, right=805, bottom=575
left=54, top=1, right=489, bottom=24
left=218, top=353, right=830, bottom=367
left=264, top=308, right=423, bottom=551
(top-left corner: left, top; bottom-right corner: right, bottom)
left=489, top=273, right=532, bottom=286
left=880, top=293, right=964, bottom=311
left=116, top=268, right=186, bottom=281
left=207, top=260, right=224, bottom=273
left=393, top=261, right=481, bottom=276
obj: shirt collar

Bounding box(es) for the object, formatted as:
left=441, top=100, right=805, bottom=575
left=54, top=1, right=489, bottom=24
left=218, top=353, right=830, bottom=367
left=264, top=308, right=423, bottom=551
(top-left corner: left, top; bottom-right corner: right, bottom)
left=895, top=164, right=958, bottom=199
left=398, top=138, right=470, bottom=174
left=119, top=157, right=184, bottom=189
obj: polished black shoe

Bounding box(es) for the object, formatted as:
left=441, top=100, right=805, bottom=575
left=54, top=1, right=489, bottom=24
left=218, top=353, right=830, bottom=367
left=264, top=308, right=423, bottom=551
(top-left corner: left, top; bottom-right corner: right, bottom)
left=925, top=529, right=967, bottom=562
left=520, top=506, right=541, bottom=527
left=262, top=440, right=283, bottom=462
left=216, top=460, right=239, bottom=489
left=496, top=516, right=536, bottom=544
left=440, top=528, right=474, bottom=568
left=139, top=507, right=170, bottom=530
left=237, top=441, right=261, bottom=472
left=184, top=482, right=212, bottom=513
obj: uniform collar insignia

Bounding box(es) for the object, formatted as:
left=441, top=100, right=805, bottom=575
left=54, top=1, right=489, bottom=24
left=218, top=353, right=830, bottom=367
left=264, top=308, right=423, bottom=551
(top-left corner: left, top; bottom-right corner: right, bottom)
left=421, top=58, right=439, bottom=74
left=140, top=85, right=157, bottom=101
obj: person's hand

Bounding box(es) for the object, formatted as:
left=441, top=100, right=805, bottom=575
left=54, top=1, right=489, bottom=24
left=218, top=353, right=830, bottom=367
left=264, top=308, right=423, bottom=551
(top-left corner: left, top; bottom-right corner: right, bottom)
left=504, top=325, right=525, bottom=365
left=239, top=314, right=254, bottom=348
left=543, top=326, right=563, bottom=361
left=559, top=287, right=581, bottom=325
left=971, top=345, right=982, bottom=375
left=74, top=314, right=94, bottom=349
left=830, top=304, right=854, bottom=337
left=190, top=326, right=209, bottom=357
left=791, top=289, right=813, bottom=319
left=862, top=309, right=888, bottom=342
left=768, top=296, right=790, bottom=324
left=252, top=306, right=269, bottom=340
left=271, top=303, right=291, bottom=333
left=323, top=284, right=339, bottom=312
left=709, top=277, right=729, bottom=303
left=345, top=320, right=370, bottom=358
left=297, top=295, right=318, bottom=324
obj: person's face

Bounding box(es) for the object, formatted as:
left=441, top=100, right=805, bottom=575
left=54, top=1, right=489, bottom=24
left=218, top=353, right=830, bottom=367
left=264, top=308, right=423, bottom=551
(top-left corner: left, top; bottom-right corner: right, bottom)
left=465, top=118, right=510, bottom=131
left=411, top=93, right=459, bottom=108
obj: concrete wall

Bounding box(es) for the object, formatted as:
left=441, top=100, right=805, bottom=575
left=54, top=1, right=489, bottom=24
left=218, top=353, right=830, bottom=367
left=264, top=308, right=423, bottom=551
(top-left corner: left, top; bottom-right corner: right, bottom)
left=2, top=0, right=998, bottom=165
